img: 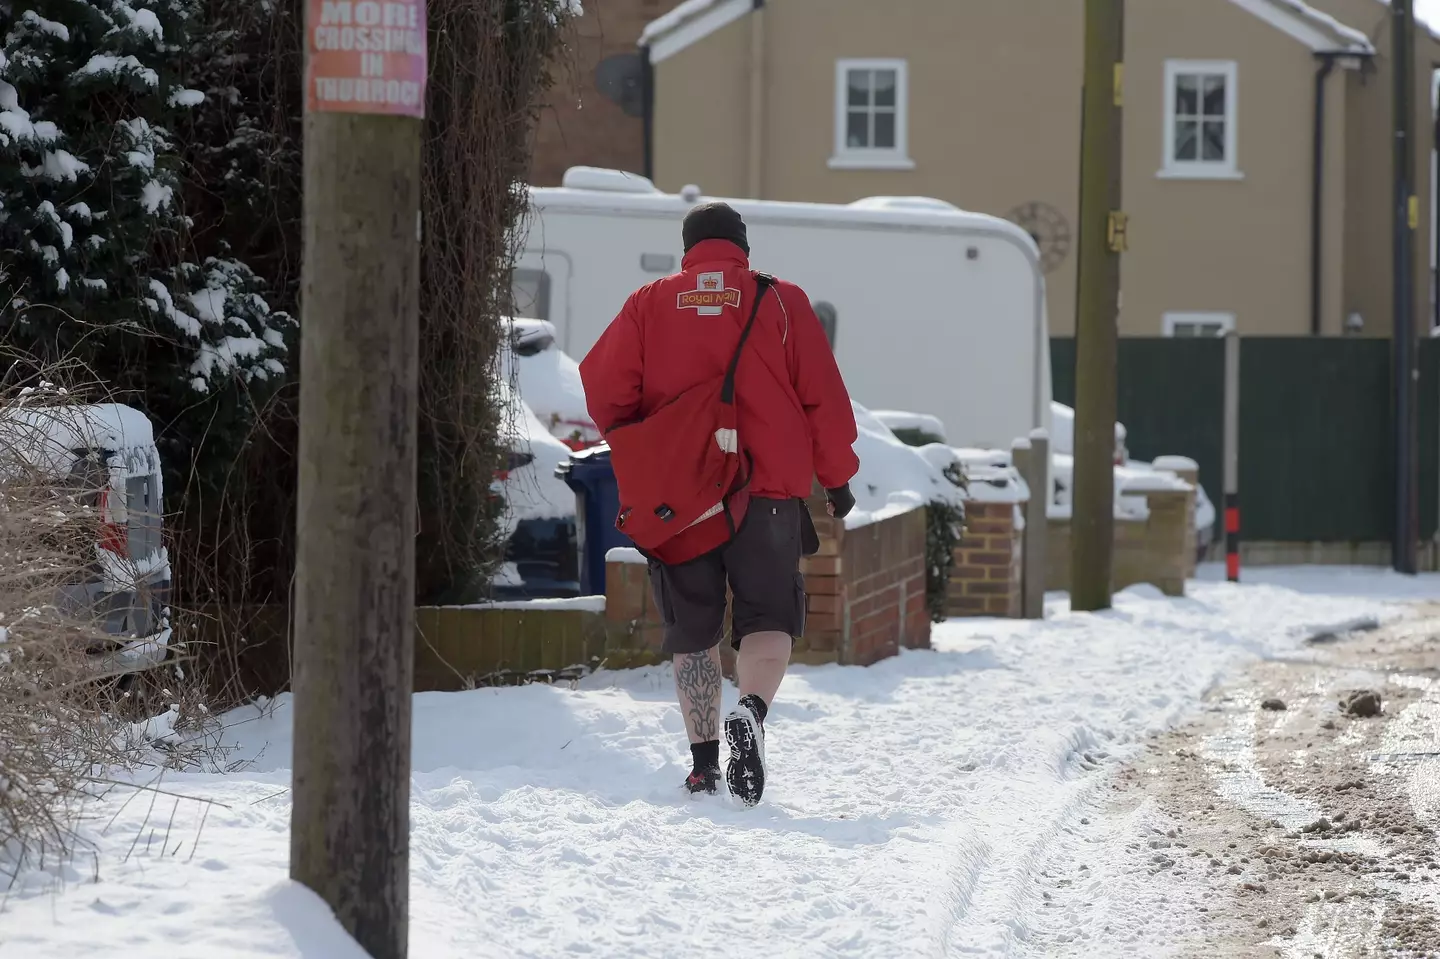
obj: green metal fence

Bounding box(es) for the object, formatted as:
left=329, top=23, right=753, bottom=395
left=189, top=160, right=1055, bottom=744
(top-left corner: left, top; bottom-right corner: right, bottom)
left=1050, top=337, right=1439, bottom=544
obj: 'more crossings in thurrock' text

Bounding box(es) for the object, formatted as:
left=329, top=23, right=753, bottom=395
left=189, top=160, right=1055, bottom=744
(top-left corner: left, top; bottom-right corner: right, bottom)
left=309, top=0, right=426, bottom=114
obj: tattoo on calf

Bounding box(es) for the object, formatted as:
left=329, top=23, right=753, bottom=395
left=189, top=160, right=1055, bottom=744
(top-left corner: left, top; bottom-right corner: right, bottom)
left=674, top=650, right=721, bottom=741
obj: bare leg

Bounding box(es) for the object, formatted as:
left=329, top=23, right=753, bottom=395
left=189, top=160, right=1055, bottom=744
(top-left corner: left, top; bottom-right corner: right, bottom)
left=735, top=630, right=791, bottom=707
left=673, top=647, right=723, bottom=744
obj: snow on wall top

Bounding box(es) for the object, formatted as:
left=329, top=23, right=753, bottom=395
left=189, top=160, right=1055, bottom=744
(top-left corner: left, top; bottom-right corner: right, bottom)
left=1116, top=467, right=1193, bottom=495
left=454, top=596, right=606, bottom=612
left=1151, top=455, right=1199, bottom=473
left=962, top=462, right=1030, bottom=505
left=606, top=546, right=646, bottom=565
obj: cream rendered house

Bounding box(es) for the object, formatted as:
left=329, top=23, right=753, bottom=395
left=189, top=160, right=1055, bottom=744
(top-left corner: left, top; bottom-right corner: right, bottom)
left=638, top=0, right=1440, bottom=337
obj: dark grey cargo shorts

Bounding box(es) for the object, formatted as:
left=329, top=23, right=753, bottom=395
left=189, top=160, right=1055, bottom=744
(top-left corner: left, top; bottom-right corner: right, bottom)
left=647, top=497, right=812, bottom=654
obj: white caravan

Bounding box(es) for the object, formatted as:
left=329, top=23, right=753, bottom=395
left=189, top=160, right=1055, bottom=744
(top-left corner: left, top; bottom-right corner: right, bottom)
left=514, top=166, right=1052, bottom=450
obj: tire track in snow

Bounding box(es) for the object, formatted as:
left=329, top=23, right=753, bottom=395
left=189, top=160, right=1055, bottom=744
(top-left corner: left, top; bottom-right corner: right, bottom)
left=939, top=726, right=1115, bottom=956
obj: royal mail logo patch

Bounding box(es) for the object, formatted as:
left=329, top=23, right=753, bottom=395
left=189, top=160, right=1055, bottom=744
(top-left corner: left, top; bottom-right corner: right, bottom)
left=677, top=271, right=741, bottom=316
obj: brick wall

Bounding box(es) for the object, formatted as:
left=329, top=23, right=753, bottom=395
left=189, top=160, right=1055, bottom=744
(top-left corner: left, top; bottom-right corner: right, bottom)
left=414, top=603, right=607, bottom=690
left=184, top=602, right=611, bottom=696
left=824, top=502, right=930, bottom=666
left=529, top=0, right=682, bottom=186
left=948, top=501, right=1023, bottom=618
left=602, top=553, right=668, bottom=668
left=602, top=500, right=930, bottom=668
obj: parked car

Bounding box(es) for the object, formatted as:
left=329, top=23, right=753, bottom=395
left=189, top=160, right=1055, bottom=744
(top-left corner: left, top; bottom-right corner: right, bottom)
left=506, top=317, right=600, bottom=450
left=492, top=322, right=585, bottom=598
left=3, top=401, right=172, bottom=674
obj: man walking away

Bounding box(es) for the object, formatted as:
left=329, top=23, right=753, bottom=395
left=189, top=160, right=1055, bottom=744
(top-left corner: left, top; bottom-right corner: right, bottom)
left=580, top=202, right=859, bottom=806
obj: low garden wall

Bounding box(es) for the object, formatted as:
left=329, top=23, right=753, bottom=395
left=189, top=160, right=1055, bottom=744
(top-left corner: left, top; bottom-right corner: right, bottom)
left=193, top=451, right=1196, bottom=693
left=604, top=494, right=929, bottom=669
left=195, top=498, right=933, bottom=697
left=947, top=452, right=1198, bottom=617
left=1046, top=479, right=1196, bottom=597
left=413, top=599, right=607, bottom=690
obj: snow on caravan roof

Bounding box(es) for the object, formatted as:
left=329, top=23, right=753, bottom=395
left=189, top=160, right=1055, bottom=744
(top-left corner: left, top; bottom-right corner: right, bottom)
left=529, top=169, right=1042, bottom=261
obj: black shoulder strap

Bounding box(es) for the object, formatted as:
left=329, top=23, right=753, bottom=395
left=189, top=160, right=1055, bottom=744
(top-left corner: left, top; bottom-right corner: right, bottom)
left=720, top=271, right=775, bottom=405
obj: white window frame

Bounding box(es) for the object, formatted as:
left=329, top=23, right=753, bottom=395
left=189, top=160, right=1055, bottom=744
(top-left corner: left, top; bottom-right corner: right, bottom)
left=1160, top=59, right=1241, bottom=180
left=1162, top=311, right=1236, bottom=337
left=830, top=58, right=914, bottom=171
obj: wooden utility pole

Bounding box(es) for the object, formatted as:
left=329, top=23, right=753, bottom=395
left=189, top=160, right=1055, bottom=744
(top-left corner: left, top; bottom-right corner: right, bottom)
left=1071, top=0, right=1125, bottom=611
left=291, top=3, right=426, bottom=956
left=1391, top=0, right=1420, bottom=575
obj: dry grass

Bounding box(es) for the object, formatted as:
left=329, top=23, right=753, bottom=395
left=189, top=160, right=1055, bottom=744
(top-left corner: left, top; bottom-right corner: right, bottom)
left=0, top=383, right=228, bottom=877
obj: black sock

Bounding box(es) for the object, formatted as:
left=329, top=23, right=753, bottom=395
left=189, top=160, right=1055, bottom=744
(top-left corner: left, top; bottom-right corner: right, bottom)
left=739, top=693, right=768, bottom=723
left=691, top=739, right=720, bottom=770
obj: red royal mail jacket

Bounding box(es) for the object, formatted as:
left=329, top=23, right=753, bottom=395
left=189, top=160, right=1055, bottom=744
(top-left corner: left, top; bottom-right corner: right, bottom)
left=580, top=238, right=860, bottom=501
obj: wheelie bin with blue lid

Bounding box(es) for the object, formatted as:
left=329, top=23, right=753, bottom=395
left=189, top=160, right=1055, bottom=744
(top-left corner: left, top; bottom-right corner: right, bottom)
left=556, top=444, right=635, bottom=596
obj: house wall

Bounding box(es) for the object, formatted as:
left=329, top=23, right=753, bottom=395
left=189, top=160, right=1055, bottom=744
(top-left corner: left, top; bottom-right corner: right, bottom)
left=1123, top=0, right=1329, bottom=337
left=650, top=11, right=753, bottom=197
left=1311, top=0, right=1439, bottom=338
left=650, top=0, right=1399, bottom=337
left=529, top=0, right=682, bottom=187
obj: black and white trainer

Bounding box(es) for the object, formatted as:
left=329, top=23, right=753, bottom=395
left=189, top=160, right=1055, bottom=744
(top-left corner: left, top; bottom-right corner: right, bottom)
left=724, top=694, right=767, bottom=806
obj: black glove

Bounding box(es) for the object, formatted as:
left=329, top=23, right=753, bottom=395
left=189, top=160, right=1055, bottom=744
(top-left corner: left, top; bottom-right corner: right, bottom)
left=825, top=483, right=856, bottom=519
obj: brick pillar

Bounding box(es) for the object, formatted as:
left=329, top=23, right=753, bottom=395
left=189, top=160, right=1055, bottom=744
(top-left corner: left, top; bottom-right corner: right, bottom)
left=1142, top=487, right=1195, bottom=597
left=798, top=489, right=846, bottom=664
left=949, top=500, right=1023, bottom=618
left=603, top=551, right=666, bottom=667
left=1152, top=455, right=1201, bottom=578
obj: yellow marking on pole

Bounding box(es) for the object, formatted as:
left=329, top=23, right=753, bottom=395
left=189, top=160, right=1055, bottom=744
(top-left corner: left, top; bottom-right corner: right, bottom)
left=1114, top=63, right=1124, bottom=106
left=1107, top=212, right=1129, bottom=253
left=1408, top=195, right=1419, bottom=230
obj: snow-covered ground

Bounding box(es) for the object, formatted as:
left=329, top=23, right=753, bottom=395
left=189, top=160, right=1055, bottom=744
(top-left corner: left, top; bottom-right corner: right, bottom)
left=4, top=569, right=1435, bottom=958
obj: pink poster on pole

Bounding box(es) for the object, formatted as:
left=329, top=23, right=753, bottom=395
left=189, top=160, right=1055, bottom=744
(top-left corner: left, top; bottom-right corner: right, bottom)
left=306, top=0, right=427, bottom=118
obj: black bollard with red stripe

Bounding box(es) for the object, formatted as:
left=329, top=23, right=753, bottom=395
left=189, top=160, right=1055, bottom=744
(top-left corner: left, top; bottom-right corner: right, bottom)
left=1224, top=493, right=1240, bottom=582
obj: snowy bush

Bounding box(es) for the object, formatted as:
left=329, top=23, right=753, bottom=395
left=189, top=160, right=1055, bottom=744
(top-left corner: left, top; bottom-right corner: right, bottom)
left=926, top=462, right=967, bottom=623
left=0, top=381, right=156, bottom=864
left=0, top=0, right=291, bottom=501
